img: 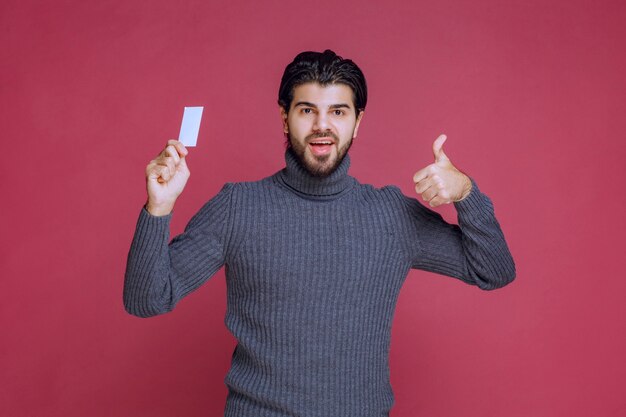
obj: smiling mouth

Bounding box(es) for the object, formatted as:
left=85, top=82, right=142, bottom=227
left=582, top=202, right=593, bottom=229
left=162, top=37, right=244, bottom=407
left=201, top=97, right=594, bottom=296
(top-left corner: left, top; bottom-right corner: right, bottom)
left=308, top=138, right=335, bottom=146
left=308, top=138, right=334, bottom=156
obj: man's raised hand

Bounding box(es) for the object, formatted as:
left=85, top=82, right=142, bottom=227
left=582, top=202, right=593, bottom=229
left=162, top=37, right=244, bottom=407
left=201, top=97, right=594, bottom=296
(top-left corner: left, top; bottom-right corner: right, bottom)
left=145, top=140, right=190, bottom=216
left=412, top=134, right=472, bottom=207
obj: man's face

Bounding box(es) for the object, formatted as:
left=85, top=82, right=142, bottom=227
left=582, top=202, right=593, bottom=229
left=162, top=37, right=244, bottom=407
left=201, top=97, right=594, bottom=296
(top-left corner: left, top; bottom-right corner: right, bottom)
left=281, top=82, right=363, bottom=177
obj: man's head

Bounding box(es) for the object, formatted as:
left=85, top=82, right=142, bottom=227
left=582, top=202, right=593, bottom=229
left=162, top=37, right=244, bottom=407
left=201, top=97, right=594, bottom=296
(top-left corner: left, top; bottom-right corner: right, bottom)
left=278, top=50, right=367, bottom=177
left=278, top=50, right=367, bottom=118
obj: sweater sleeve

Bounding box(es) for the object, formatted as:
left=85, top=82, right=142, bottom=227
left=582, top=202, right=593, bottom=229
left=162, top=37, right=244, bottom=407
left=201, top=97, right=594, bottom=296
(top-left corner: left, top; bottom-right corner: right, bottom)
left=123, top=183, right=236, bottom=317
left=398, top=179, right=516, bottom=290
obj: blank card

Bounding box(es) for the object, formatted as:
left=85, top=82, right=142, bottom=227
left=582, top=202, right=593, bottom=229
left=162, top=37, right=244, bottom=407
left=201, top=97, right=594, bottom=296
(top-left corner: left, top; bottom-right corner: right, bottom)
left=178, top=107, right=203, bottom=147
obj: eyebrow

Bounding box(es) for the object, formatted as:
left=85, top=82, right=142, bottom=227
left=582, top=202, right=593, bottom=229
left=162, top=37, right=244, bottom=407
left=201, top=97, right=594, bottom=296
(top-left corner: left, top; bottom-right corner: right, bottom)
left=294, top=101, right=353, bottom=110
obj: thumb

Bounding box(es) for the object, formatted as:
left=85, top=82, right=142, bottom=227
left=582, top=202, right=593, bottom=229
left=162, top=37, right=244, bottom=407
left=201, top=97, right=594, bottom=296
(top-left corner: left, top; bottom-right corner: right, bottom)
left=433, top=134, right=449, bottom=163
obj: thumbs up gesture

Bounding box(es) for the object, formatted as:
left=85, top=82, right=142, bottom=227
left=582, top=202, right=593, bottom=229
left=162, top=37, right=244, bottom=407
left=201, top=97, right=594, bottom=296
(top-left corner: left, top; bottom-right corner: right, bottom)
left=412, top=134, right=472, bottom=207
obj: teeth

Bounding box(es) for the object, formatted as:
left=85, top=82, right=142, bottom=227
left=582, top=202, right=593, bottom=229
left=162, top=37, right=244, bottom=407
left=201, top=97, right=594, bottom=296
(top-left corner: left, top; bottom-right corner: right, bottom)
left=312, top=141, right=332, bottom=145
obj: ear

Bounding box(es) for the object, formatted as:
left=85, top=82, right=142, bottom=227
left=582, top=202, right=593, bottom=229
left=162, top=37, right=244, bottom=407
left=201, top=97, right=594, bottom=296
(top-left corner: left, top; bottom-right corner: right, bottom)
left=353, top=111, right=364, bottom=138
left=279, top=107, right=289, bottom=134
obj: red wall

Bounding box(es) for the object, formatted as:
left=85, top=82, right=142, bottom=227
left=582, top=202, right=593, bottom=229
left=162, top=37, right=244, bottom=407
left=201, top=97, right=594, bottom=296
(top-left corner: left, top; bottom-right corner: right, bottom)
left=2, top=0, right=625, bottom=416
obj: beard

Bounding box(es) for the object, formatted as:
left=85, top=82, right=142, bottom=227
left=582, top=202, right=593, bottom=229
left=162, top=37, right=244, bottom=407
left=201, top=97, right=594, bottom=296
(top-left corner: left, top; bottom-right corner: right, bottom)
left=287, top=132, right=353, bottom=178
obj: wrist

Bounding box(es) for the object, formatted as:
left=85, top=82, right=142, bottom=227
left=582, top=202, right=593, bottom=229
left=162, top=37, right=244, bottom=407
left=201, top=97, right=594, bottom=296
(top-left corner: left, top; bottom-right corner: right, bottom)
left=454, top=175, right=473, bottom=202
left=145, top=201, right=174, bottom=216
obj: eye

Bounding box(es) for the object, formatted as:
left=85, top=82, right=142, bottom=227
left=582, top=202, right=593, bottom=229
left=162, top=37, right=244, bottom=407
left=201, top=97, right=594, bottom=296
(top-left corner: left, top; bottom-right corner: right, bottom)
left=301, top=108, right=313, bottom=114
left=333, top=109, right=344, bottom=116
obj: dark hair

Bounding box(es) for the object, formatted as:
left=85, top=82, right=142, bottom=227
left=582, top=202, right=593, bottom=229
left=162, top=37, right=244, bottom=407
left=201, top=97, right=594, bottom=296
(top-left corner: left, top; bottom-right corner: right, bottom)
left=278, top=49, right=367, bottom=117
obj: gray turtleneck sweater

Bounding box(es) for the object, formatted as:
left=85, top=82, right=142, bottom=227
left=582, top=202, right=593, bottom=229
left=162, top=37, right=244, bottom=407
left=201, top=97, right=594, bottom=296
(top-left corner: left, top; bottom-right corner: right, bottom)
left=124, top=149, right=515, bottom=417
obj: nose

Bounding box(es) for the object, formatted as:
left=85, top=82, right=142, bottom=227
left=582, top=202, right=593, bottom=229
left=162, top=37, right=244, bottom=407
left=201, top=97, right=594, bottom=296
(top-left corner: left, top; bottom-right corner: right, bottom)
left=313, top=112, right=330, bottom=132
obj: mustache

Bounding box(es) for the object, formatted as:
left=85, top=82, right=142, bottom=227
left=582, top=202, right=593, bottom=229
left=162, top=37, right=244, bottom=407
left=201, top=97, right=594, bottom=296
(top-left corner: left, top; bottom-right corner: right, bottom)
left=306, top=131, right=339, bottom=142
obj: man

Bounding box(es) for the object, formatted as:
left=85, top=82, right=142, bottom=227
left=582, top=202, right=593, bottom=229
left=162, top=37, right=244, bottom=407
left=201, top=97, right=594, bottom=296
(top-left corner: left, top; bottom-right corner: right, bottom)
left=124, top=50, right=515, bottom=417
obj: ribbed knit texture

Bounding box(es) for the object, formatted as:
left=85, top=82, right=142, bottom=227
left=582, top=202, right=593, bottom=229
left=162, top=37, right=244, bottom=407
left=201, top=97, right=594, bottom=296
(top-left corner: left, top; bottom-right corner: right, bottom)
left=124, top=149, right=516, bottom=417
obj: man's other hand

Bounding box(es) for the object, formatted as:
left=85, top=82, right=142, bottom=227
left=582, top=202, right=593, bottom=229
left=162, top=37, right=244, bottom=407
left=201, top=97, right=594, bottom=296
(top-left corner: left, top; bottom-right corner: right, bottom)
left=412, top=134, right=472, bottom=207
left=145, top=140, right=190, bottom=216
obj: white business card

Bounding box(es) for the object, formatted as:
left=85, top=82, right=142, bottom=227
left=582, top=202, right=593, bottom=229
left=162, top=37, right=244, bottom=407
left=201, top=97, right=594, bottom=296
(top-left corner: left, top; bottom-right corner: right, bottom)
left=178, top=106, right=203, bottom=147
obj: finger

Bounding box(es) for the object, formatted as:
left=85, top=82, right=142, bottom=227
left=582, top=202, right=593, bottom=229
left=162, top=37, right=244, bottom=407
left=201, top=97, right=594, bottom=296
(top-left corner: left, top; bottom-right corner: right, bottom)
left=146, top=161, right=160, bottom=180
left=149, top=164, right=171, bottom=182
left=412, top=166, right=430, bottom=183
left=167, top=139, right=189, bottom=157
left=177, top=155, right=189, bottom=173
left=155, top=156, right=176, bottom=178
left=414, top=179, right=434, bottom=195
left=164, top=157, right=176, bottom=177
left=429, top=195, right=448, bottom=207
left=163, top=145, right=181, bottom=165
left=432, top=134, right=449, bottom=163
left=428, top=182, right=454, bottom=206
left=438, top=187, right=450, bottom=201
left=421, top=186, right=439, bottom=203
left=415, top=171, right=443, bottom=194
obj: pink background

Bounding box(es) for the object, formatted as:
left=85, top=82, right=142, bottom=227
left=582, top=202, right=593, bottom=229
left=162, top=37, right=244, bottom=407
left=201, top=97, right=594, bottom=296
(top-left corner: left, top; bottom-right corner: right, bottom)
left=2, top=0, right=625, bottom=416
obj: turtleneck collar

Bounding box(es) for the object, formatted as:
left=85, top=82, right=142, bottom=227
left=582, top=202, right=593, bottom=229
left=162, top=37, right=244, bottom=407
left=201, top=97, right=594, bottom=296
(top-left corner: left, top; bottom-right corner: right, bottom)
left=277, top=148, right=355, bottom=199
